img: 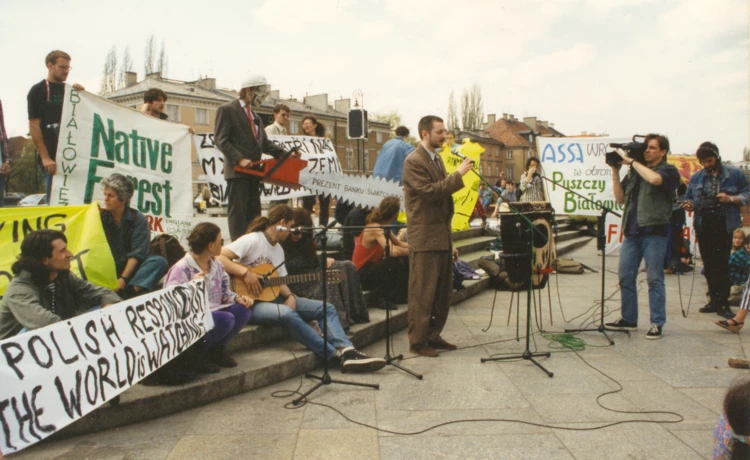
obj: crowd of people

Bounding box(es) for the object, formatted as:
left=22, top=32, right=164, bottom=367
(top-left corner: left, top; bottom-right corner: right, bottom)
left=2, top=50, right=750, bottom=401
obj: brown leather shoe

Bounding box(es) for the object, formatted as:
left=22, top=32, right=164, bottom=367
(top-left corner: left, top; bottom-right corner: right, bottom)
left=429, top=337, right=457, bottom=350
left=409, top=344, right=439, bottom=357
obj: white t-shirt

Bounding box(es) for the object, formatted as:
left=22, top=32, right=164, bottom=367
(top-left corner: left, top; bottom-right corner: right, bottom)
left=225, top=232, right=287, bottom=277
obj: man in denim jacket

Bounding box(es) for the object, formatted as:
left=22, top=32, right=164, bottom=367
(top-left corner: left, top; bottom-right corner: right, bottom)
left=682, top=142, right=750, bottom=319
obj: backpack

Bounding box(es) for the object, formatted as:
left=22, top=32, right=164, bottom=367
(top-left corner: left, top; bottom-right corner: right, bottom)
left=150, top=234, right=186, bottom=269
left=553, top=258, right=584, bottom=274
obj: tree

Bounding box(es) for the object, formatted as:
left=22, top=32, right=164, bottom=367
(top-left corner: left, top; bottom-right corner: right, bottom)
left=460, top=84, right=484, bottom=131
left=447, top=91, right=459, bottom=132
left=144, top=35, right=156, bottom=76
left=119, top=45, right=134, bottom=89
left=469, top=84, right=483, bottom=131
left=157, top=39, right=168, bottom=77
left=370, top=111, right=402, bottom=131
left=6, top=139, right=46, bottom=195
left=460, top=89, right=470, bottom=131
left=744, top=146, right=749, bottom=162
left=99, top=46, right=118, bottom=95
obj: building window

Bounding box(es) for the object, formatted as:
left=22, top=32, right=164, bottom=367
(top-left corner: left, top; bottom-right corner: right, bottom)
left=495, top=147, right=499, bottom=157
left=346, top=148, right=354, bottom=170
left=506, top=150, right=513, bottom=160
left=165, top=104, right=181, bottom=122
left=376, top=132, right=383, bottom=143
left=195, top=108, right=209, bottom=125
left=290, top=120, right=300, bottom=134
left=364, top=149, right=370, bottom=171
left=506, top=166, right=514, bottom=180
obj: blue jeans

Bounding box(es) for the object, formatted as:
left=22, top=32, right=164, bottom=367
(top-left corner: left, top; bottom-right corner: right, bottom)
left=130, top=255, right=169, bottom=291
left=249, top=296, right=352, bottom=359
left=618, top=235, right=668, bottom=326
left=43, top=170, right=52, bottom=204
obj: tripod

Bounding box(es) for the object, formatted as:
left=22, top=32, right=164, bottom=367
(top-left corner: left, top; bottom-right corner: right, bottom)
left=481, top=210, right=554, bottom=378
left=293, top=223, right=379, bottom=405
left=540, top=176, right=623, bottom=345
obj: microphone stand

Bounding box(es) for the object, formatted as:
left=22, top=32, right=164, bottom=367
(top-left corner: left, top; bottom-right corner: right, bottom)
left=308, top=223, right=421, bottom=379
left=293, top=222, right=379, bottom=406
left=540, top=175, right=623, bottom=345
left=456, top=155, right=553, bottom=377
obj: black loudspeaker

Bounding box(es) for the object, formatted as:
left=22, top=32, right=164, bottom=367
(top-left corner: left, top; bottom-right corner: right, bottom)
left=348, top=109, right=368, bottom=139
left=500, top=208, right=552, bottom=290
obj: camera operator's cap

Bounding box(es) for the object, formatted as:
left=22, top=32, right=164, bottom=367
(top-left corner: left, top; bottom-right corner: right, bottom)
left=240, top=74, right=269, bottom=91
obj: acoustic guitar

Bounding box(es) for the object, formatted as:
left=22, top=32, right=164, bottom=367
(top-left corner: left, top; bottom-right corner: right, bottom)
left=230, top=263, right=342, bottom=302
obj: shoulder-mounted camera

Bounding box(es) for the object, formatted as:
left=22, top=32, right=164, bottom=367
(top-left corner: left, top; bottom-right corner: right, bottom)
left=605, top=135, right=647, bottom=167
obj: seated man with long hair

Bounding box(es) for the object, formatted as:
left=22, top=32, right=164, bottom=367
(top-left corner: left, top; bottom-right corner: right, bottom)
left=352, top=196, right=410, bottom=309
left=0, top=230, right=121, bottom=339
left=218, top=204, right=384, bottom=373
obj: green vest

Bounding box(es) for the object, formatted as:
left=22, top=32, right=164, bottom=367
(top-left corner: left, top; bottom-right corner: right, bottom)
left=621, top=160, right=676, bottom=231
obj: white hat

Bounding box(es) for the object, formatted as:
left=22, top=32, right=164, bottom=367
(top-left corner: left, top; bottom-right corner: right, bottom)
left=240, top=74, right=268, bottom=90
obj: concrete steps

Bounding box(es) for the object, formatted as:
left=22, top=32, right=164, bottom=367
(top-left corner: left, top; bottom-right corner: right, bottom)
left=53, top=229, right=494, bottom=440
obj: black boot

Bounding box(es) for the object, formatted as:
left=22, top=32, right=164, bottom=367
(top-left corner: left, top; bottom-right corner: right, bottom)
left=717, top=305, right=734, bottom=319
left=208, top=346, right=238, bottom=368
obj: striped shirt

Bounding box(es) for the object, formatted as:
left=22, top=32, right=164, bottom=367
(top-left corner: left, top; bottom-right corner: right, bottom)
left=519, top=172, right=547, bottom=202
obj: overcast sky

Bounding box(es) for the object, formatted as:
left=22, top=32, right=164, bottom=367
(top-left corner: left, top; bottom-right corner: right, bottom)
left=1, top=0, right=747, bottom=158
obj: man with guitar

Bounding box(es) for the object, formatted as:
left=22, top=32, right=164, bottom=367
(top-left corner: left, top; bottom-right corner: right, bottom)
left=218, top=204, right=385, bottom=373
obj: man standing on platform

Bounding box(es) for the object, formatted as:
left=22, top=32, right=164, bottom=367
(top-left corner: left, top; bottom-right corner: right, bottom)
left=215, top=75, right=297, bottom=241
left=27, top=50, right=85, bottom=203
left=605, top=134, right=679, bottom=339
left=402, top=115, right=472, bottom=357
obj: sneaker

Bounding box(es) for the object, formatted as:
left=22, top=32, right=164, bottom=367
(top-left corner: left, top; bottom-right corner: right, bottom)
left=340, top=348, right=386, bottom=373
left=646, top=324, right=662, bottom=340
left=604, top=318, right=637, bottom=330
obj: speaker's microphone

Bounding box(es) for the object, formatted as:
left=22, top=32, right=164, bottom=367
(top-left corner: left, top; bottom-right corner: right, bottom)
left=276, top=225, right=301, bottom=233
left=450, top=147, right=474, bottom=163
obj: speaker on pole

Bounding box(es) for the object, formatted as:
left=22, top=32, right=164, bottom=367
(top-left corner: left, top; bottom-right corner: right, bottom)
left=348, top=109, right=368, bottom=140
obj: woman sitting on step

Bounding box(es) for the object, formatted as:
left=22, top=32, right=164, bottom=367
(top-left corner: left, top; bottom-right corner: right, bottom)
left=165, top=222, right=254, bottom=374
left=352, top=196, right=410, bottom=309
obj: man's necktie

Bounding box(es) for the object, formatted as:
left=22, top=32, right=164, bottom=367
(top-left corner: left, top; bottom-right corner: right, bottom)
left=434, top=155, right=445, bottom=176
left=244, top=105, right=257, bottom=140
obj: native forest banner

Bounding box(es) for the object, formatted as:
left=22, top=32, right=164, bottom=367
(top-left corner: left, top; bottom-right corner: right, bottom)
left=0, top=280, right=211, bottom=454
left=50, top=86, right=194, bottom=240
left=193, top=133, right=342, bottom=205
left=0, top=203, right=117, bottom=297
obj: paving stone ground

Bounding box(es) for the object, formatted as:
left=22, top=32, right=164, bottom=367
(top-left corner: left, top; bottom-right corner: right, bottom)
left=10, top=239, right=749, bottom=459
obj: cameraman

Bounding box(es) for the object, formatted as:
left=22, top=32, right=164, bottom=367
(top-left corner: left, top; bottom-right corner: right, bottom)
left=606, top=134, right=679, bottom=339
left=682, top=142, right=750, bottom=319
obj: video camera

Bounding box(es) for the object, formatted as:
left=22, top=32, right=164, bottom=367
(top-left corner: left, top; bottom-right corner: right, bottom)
left=605, top=135, right=647, bottom=167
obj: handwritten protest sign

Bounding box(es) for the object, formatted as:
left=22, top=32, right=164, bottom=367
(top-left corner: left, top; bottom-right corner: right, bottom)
left=537, top=137, right=630, bottom=216
left=0, top=203, right=117, bottom=297
left=193, top=133, right=342, bottom=205
left=50, top=86, right=194, bottom=241
left=0, top=280, right=210, bottom=454
left=603, top=211, right=698, bottom=257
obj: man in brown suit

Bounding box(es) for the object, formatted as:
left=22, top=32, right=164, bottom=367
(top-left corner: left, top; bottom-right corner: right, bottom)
left=402, top=115, right=473, bottom=357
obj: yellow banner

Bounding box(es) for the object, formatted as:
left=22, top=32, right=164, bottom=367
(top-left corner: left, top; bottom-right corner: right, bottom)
left=0, top=203, right=118, bottom=296
left=667, top=155, right=702, bottom=184
left=440, top=141, right=484, bottom=231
